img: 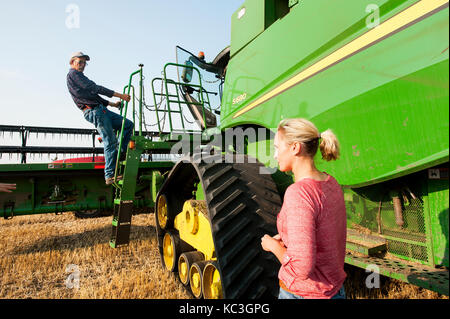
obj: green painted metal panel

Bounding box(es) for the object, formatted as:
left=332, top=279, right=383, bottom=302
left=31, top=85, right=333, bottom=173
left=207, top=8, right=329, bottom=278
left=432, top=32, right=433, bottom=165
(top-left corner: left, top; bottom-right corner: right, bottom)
left=288, top=0, right=299, bottom=8
left=0, top=159, right=174, bottom=218
left=341, top=169, right=438, bottom=267
left=151, top=170, right=164, bottom=203
left=427, top=178, right=449, bottom=267
left=231, top=0, right=265, bottom=56
left=0, top=161, right=173, bottom=172
left=0, top=168, right=114, bottom=218
left=0, top=162, right=100, bottom=172
left=119, top=148, right=143, bottom=200
left=224, top=0, right=410, bottom=124
left=221, top=0, right=448, bottom=187
left=345, top=254, right=449, bottom=296
left=231, top=0, right=293, bottom=56
left=195, top=182, right=205, bottom=201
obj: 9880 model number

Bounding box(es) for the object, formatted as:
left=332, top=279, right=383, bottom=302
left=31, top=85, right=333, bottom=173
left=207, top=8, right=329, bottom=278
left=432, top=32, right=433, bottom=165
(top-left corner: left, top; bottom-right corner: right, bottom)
left=232, top=92, right=247, bottom=105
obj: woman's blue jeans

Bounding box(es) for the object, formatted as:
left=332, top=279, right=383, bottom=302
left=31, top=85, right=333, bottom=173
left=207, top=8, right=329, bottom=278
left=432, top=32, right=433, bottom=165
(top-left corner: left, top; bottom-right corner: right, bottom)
left=279, top=286, right=346, bottom=299
left=83, top=105, right=133, bottom=179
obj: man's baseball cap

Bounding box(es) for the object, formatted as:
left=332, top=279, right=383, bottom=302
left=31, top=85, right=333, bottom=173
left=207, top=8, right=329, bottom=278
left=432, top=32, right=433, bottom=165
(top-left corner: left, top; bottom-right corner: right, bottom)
left=70, top=51, right=90, bottom=61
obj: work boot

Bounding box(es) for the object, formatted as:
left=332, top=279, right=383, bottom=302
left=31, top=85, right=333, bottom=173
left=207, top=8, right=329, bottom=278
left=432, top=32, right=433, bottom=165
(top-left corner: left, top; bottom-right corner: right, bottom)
left=105, top=175, right=123, bottom=185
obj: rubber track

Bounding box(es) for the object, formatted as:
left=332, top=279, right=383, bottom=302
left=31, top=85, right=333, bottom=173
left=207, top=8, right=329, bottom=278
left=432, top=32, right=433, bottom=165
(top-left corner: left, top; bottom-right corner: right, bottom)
left=155, top=154, right=282, bottom=299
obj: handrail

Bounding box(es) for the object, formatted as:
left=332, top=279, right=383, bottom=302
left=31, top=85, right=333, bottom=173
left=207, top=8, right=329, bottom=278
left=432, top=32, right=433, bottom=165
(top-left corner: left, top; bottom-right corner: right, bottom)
left=121, top=84, right=136, bottom=134
left=151, top=77, right=163, bottom=133
left=114, top=65, right=143, bottom=183
left=152, top=62, right=210, bottom=133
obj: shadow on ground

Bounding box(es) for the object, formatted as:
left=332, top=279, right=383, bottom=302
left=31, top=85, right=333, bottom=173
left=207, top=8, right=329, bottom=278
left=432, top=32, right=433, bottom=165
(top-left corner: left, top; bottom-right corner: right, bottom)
left=12, top=225, right=157, bottom=255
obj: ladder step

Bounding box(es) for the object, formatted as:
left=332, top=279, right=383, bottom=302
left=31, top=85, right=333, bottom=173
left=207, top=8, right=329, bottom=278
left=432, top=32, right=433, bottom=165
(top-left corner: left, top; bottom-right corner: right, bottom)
left=111, top=219, right=131, bottom=228
left=346, top=229, right=386, bottom=256
left=109, top=131, right=144, bottom=248
left=110, top=201, right=134, bottom=247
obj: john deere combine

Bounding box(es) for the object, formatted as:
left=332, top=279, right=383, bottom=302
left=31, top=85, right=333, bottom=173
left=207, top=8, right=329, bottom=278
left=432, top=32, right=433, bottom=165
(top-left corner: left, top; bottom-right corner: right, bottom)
left=1, top=0, right=448, bottom=299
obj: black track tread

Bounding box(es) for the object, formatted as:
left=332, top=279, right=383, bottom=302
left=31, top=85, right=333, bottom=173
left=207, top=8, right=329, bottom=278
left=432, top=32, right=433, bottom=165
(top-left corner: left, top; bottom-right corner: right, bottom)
left=155, top=154, right=282, bottom=299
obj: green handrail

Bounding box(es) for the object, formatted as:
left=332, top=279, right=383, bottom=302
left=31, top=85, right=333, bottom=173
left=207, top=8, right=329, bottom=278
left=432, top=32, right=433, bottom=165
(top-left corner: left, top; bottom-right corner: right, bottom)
left=158, top=62, right=209, bottom=133
left=138, top=64, right=144, bottom=136
left=151, top=77, right=196, bottom=133
left=113, top=65, right=143, bottom=184
left=121, top=84, right=135, bottom=135
left=164, top=63, right=206, bottom=131
left=151, top=78, right=211, bottom=134
left=151, top=77, right=163, bottom=133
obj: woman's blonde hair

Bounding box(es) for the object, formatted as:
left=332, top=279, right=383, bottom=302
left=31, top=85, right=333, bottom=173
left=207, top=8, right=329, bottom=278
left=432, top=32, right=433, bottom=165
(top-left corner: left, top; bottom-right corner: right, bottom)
left=277, top=118, right=340, bottom=161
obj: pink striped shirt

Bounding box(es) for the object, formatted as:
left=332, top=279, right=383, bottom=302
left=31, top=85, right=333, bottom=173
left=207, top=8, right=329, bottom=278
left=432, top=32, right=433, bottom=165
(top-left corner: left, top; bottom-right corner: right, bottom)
left=277, top=174, right=347, bottom=299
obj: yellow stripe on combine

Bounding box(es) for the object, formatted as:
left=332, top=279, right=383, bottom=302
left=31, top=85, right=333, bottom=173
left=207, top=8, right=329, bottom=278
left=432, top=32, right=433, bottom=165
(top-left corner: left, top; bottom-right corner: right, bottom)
left=233, top=0, right=449, bottom=119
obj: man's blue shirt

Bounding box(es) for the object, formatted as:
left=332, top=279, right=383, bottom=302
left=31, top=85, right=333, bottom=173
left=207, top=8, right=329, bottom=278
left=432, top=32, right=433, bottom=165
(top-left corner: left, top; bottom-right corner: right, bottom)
left=67, top=68, right=114, bottom=110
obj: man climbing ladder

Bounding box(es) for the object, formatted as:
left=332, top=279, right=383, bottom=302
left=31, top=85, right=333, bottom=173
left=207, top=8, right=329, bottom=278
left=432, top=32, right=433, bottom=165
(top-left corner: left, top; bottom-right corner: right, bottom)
left=66, top=51, right=133, bottom=185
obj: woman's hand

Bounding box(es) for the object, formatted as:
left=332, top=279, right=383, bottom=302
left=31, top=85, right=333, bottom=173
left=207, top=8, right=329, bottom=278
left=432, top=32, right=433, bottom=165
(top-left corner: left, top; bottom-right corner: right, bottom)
left=261, top=234, right=287, bottom=263
left=261, top=234, right=284, bottom=252
left=273, top=234, right=285, bottom=246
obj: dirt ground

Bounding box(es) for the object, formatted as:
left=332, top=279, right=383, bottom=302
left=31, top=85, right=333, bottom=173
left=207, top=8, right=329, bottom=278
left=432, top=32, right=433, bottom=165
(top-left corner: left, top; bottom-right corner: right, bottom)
left=0, top=212, right=447, bottom=299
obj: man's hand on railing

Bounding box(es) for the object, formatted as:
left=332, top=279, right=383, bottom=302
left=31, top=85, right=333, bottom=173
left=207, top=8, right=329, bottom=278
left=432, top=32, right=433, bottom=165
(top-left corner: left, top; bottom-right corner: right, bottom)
left=113, top=92, right=131, bottom=102
left=109, top=101, right=122, bottom=109
left=121, top=93, right=131, bottom=102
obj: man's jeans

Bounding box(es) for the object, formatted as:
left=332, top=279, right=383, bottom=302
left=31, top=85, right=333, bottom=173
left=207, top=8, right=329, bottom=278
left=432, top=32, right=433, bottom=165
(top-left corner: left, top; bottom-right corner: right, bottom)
left=83, top=105, right=133, bottom=179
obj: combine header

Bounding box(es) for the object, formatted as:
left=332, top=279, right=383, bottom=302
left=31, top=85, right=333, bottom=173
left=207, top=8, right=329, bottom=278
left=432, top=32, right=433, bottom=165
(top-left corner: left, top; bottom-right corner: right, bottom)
left=1, top=0, right=448, bottom=298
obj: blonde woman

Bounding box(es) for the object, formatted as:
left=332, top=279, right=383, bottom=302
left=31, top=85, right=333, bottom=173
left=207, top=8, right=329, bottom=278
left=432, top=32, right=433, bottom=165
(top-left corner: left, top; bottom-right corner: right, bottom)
left=261, top=118, right=347, bottom=299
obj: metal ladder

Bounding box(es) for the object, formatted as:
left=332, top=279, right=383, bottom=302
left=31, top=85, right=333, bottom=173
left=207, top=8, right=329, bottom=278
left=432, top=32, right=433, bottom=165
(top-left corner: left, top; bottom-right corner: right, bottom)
left=109, top=65, right=144, bottom=248
left=109, top=61, right=215, bottom=248
left=109, top=65, right=181, bottom=248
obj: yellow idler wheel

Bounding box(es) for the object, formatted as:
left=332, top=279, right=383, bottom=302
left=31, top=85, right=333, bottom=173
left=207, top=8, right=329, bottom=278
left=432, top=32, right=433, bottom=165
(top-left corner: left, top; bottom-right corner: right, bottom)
left=189, top=261, right=209, bottom=299
left=202, top=261, right=223, bottom=299
left=178, top=251, right=204, bottom=286
left=162, top=231, right=180, bottom=272
left=157, top=194, right=169, bottom=229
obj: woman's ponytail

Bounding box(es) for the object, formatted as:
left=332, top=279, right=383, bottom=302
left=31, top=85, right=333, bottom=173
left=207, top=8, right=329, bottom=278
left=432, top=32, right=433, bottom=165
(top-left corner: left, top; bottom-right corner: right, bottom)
left=319, top=129, right=340, bottom=161
left=278, top=118, right=340, bottom=162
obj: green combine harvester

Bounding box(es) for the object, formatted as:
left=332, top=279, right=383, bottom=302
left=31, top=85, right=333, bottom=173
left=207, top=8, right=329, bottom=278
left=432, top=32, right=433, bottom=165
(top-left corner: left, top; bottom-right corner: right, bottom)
left=0, top=0, right=448, bottom=299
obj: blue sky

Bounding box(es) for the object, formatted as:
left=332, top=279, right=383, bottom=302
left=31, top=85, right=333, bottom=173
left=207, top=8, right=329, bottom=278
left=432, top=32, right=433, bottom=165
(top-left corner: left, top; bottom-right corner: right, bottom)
left=0, top=0, right=243, bottom=129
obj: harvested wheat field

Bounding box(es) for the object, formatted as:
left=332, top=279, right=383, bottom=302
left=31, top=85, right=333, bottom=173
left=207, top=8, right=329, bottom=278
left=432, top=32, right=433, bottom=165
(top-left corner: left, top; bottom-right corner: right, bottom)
left=0, top=212, right=190, bottom=299
left=0, top=212, right=447, bottom=299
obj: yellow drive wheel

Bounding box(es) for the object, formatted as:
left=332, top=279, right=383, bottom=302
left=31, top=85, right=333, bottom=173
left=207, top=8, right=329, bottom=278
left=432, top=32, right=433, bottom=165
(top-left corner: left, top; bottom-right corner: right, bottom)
left=178, top=251, right=204, bottom=286
left=202, top=261, right=223, bottom=299
left=162, top=231, right=179, bottom=272
left=157, top=194, right=168, bottom=229
left=189, top=261, right=208, bottom=299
